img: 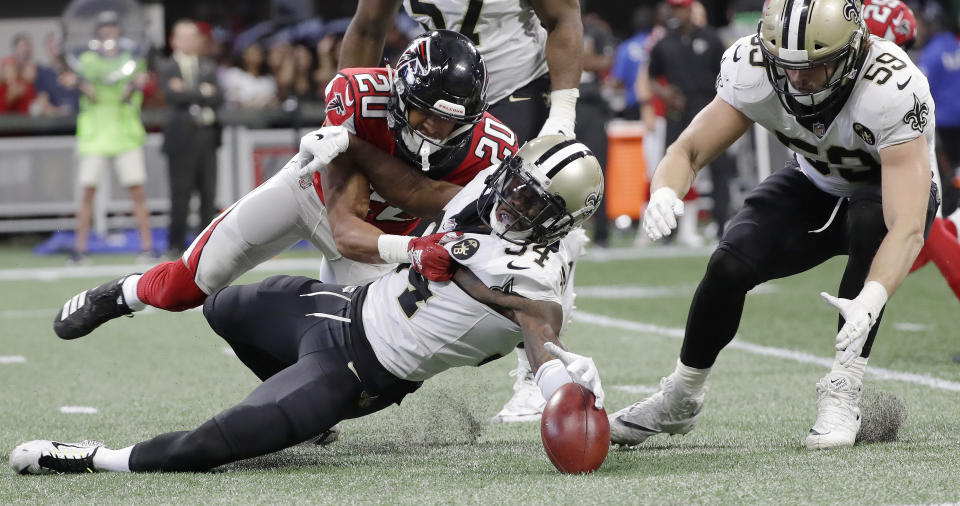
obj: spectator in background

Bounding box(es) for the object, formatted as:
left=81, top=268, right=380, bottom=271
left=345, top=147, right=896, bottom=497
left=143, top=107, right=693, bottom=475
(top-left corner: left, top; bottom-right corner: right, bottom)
left=71, top=12, right=154, bottom=264
left=268, top=40, right=294, bottom=100
left=577, top=14, right=616, bottom=247
left=647, top=0, right=734, bottom=245
left=0, top=33, right=37, bottom=114
left=918, top=4, right=960, bottom=219
left=611, top=6, right=655, bottom=120
left=220, top=42, right=276, bottom=109
left=33, top=32, right=79, bottom=117
left=289, top=43, right=318, bottom=103
left=158, top=19, right=223, bottom=257
left=314, top=34, right=341, bottom=95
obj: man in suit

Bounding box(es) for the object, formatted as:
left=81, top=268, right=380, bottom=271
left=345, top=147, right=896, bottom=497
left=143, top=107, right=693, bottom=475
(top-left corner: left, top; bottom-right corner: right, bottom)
left=158, top=20, right=223, bottom=257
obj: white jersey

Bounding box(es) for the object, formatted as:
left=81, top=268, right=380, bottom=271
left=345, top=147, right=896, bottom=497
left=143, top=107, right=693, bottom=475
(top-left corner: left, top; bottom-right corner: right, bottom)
left=716, top=35, right=936, bottom=197
left=402, top=0, right=549, bottom=105
left=361, top=166, right=578, bottom=382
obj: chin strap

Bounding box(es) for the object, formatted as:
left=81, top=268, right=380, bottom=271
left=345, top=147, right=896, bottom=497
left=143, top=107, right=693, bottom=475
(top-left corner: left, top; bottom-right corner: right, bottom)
left=419, top=142, right=431, bottom=172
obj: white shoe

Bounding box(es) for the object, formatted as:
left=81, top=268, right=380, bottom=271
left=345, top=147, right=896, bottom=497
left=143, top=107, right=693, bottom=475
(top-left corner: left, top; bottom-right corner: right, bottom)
left=609, top=375, right=706, bottom=446
left=10, top=440, right=101, bottom=474
left=309, top=423, right=341, bottom=446
left=490, top=363, right=546, bottom=424
left=804, top=373, right=862, bottom=450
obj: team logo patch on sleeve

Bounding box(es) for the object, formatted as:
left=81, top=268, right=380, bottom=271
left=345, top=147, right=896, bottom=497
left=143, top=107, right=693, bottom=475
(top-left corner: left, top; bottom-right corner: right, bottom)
left=451, top=238, right=480, bottom=260
left=903, top=93, right=929, bottom=132
left=326, top=93, right=345, bottom=116
left=853, top=123, right=876, bottom=145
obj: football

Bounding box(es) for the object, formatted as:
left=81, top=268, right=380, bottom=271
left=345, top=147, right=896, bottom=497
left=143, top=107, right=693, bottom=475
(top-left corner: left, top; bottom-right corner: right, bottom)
left=540, top=383, right=610, bottom=474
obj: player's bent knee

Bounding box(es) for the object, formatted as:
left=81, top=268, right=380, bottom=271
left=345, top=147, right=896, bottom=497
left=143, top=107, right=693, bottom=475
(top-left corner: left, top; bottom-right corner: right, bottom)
left=704, top=248, right=758, bottom=292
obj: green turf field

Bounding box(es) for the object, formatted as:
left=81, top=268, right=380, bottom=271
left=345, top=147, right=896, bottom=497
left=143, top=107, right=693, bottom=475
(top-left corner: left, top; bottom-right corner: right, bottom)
left=1, top=244, right=959, bottom=504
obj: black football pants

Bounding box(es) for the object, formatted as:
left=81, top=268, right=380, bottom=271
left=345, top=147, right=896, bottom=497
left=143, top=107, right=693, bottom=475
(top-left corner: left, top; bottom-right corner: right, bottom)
left=128, top=276, right=410, bottom=472
left=679, top=163, right=938, bottom=369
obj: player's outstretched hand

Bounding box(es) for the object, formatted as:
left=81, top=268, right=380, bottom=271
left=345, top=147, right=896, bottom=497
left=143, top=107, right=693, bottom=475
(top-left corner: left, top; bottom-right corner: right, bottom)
left=544, top=342, right=604, bottom=409
left=820, top=282, right=887, bottom=367
left=298, top=126, right=350, bottom=177
left=408, top=232, right=462, bottom=282
left=643, top=187, right=684, bottom=241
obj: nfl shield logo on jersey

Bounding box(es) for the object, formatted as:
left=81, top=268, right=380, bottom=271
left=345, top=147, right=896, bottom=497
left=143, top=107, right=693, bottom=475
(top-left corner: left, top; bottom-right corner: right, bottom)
left=812, top=122, right=826, bottom=138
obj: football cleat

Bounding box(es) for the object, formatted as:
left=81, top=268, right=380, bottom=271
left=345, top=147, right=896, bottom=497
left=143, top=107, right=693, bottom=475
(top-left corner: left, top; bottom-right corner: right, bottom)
left=53, top=275, right=138, bottom=340
left=804, top=373, right=862, bottom=450
left=310, top=423, right=342, bottom=446
left=609, top=375, right=706, bottom=446
left=10, top=440, right=100, bottom=474
left=490, top=364, right=546, bottom=424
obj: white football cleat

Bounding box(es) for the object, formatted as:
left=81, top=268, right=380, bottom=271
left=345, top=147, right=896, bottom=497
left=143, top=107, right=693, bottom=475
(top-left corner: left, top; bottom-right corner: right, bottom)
left=309, top=423, right=341, bottom=446
left=804, top=373, right=862, bottom=450
left=609, top=375, right=706, bottom=446
left=10, top=440, right=101, bottom=474
left=490, top=361, right=546, bottom=424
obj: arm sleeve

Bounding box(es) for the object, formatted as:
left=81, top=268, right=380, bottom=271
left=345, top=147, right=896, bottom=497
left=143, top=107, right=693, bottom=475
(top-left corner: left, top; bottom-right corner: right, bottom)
left=874, top=82, right=934, bottom=150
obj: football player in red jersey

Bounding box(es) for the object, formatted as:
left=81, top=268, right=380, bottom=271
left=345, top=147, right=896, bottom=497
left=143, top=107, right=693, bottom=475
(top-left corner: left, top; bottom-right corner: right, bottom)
left=52, top=32, right=518, bottom=348
left=863, top=0, right=960, bottom=304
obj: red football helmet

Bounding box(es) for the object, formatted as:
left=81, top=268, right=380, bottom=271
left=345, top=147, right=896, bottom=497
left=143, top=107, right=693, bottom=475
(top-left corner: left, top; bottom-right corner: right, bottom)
left=863, top=0, right=918, bottom=49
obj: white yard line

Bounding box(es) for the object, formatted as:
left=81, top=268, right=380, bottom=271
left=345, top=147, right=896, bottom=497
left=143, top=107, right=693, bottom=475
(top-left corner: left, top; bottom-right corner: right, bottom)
left=574, top=310, right=960, bottom=393
left=0, top=246, right=714, bottom=282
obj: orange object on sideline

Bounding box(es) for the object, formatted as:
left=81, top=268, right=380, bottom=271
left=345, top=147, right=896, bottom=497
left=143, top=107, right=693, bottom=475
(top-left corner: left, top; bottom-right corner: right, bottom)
left=605, top=120, right=647, bottom=220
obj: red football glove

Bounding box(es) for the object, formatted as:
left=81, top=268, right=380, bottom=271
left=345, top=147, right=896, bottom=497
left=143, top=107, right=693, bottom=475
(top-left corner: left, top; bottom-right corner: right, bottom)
left=407, top=232, right=463, bottom=282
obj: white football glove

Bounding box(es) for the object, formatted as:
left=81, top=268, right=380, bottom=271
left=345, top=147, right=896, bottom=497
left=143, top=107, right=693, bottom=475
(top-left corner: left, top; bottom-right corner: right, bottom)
left=544, top=342, right=605, bottom=409
left=820, top=281, right=888, bottom=367
left=536, top=88, right=579, bottom=138
left=297, top=126, right=350, bottom=178
left=642, top=187, right=685, bottom=241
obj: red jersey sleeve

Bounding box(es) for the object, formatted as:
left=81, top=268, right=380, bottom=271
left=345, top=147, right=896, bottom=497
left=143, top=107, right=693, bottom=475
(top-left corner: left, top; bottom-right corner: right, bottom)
left=441, top=112, right=520, bottom=187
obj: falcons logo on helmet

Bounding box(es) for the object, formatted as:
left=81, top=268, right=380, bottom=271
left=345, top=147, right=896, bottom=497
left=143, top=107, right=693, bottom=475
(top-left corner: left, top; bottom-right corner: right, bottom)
left=396, top=38, right=431, bottom=78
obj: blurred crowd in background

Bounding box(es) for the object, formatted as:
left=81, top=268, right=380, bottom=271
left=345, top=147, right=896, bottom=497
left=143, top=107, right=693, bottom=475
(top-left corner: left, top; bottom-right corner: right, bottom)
left=0, top=0, right=958, bottom=255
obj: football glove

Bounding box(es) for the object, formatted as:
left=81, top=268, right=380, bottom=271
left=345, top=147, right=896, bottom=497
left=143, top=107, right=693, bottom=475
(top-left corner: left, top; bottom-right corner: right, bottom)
left=643, top=187, right=685, bottom=241
left=298, top=126, right=350, bottom=178
left=536, top=89, right=579, bottom=138
left=543, top=342, right=605, bottom=409
left=820, top=281, right=888, bottom=367
left=408, top=232, right=462, bottom=282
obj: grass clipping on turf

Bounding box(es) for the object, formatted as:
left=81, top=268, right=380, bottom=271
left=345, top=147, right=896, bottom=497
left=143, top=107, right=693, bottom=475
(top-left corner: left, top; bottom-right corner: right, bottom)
left=856, top=390, right=907, bottom=444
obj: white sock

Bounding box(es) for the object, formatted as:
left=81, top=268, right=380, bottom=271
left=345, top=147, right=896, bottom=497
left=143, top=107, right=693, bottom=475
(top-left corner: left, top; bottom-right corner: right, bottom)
left=92, top=445, right=133, bottom=472
left=122, top=275, right=146, bottom=312
left=830, top=352, right=868, bottom=383
left=673, top=359, right=710, bottom=394
left=516, top=347, right=531, bottom=373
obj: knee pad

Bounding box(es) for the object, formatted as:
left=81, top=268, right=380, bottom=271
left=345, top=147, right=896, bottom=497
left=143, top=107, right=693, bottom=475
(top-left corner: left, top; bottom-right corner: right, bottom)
left=704, top=248, right=759, bottom=293
left=137, top=260, right=208, bottom=311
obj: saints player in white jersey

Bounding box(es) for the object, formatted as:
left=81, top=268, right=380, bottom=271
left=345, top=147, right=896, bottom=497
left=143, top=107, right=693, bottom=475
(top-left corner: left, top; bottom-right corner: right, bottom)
left=340, top=0, right=585, bottom=424
left=11, top=135, right=607, bottom=475
left=608, top=0, right=939, bottom=450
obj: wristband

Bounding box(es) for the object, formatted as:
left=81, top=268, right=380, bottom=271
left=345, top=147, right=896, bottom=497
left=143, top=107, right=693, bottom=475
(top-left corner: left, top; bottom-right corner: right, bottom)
left=377, top=234, right=415, bottom=264
left=856, top=280, right=889, bottom=318
left=547, top=88, right=579, bottom=123
left=535, top=358, right=573, bottom=402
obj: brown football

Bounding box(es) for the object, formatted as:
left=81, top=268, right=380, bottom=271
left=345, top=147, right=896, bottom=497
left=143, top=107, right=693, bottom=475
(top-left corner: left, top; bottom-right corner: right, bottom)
left=540, top=382, right=610, bottom=474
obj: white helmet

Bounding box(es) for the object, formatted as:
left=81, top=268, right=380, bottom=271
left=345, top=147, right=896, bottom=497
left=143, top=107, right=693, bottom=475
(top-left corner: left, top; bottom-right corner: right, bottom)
left=479, top=135, right=604, bottom=245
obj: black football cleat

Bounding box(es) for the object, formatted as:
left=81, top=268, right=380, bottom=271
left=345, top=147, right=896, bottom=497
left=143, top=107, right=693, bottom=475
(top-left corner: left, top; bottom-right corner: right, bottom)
left=53, top=275, right=138, bottom=340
